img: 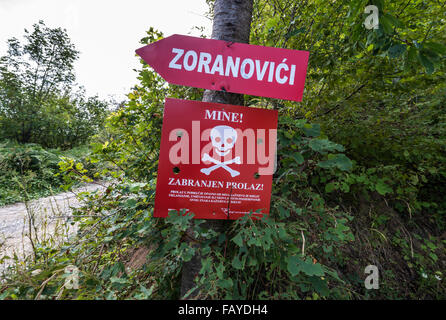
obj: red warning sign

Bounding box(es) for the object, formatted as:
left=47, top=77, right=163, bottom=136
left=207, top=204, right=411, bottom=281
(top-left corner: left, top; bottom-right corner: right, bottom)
left=154, top=98, right=278, bottom=220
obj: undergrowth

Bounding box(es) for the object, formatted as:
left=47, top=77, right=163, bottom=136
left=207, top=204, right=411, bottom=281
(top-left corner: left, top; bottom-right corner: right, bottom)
left=0, top=28, right=444, bottom=300
left=0, top=141, right=97, bottom=206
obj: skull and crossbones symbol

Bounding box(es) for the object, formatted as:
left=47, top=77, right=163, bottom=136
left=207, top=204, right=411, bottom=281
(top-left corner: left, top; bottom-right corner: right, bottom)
left=200, top=125, right=241, bottom=177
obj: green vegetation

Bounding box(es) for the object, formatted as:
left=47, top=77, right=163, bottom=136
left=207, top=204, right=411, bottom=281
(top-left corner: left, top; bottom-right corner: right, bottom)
left=1, top=0, right=445, bottom=300
left=0, top=21, right=109, bottom=205
left=0, top=141, right=97, bottom=206
left=0, top=21, right=108, bottom=149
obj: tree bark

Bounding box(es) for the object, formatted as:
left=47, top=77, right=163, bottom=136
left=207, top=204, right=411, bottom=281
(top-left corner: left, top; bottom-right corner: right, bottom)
left=180, top=0, right=254, bottom=299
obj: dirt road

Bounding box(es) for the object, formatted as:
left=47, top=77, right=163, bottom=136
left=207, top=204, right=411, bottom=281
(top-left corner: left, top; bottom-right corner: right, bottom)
left=0, top=183, right=106, bottom=274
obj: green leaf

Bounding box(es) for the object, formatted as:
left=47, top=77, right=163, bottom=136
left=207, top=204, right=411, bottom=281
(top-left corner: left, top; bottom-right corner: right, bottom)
left=309, top=276, right=330, bottom=296
left=371, top=0, right=384, bottom=11
left=124, top=198, right=138, bottom=209
left=180, top=242, right=195, bottom=262
left=265, top=16, right=280, bottom=30
left=231, top=233, right=244, bottom=247
left=388, top=44, right=406, bottom=58
left=138, top=284, right=154, bottom=298
left=302, top=123, right=321, bottom=137
left=287, top=255, right=303, bottom=277
left=278, top=205, right=290, bottom=218
left=128, top=182, right=147, bottom=193
left=288, top=256, right=325, bottom=277
left=110, top=277, right=131, bottom=284
left=199, top=257, right=212, bottom=274
left=232, top=255, right=243, bottom=270
left=218, top=278, right=233, bottom=290
left=291, top=152, right=304, bottom=164
left=325, top=182, right=336, bottom=193
left=334, top=154, right=353, bottom=171
left=309, top=139, right=344, bottom=154
left=375, top=180, right=392, bottom=195
left=407, top=46, right=417, bottom=62
left=318, top=154, right=352, bottom=171
left=285, top=27, right=306, bottom=39
left=299, top=258, right=325, bottom=277
left=380, top=15, right=393, bottom=34
left=418, top=52, right=434, bottom=74
left=347, top=0, right=362, bottom=20
left=383, top=13, right=404, bottom=28
left=423, top=42, right=446, bottom=55
left=91, top=142, right=103, bottom=153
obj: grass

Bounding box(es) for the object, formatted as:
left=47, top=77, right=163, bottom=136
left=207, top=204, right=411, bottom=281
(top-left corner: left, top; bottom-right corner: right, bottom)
left=0, top=141, right=93, bottom=206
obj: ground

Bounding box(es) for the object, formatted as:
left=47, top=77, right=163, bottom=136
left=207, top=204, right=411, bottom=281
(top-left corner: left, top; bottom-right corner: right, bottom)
left=0, top=183, right=106, bottom=275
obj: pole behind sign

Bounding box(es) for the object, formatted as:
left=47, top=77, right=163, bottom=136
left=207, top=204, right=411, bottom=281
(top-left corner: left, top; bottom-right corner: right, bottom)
left=180, top=0, right=255, bottom=298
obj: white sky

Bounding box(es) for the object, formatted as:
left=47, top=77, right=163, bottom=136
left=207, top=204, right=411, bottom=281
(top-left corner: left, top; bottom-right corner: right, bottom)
left=0, top=0, right=212, bottom=101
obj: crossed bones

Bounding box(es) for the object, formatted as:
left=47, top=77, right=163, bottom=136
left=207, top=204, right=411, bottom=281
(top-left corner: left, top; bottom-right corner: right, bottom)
left=200, top=153, right=241, bottom=177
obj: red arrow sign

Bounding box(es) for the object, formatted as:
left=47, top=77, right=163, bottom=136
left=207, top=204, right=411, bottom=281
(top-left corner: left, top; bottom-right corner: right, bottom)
left=136, top=34, right=309, bottom=102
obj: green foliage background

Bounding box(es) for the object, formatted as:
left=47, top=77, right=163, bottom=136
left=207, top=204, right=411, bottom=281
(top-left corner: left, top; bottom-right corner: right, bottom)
left=0, top=141, right=97, bottom=206
left=0, top=21, right=109, bottom=149
left=1, top=0, right=445, bottom=300
left=0, top=21, right=110, bottom=205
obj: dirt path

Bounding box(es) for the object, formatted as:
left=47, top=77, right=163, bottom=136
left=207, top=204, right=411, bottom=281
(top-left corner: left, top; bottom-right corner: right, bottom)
left=0, top=183, right=106, bottom=274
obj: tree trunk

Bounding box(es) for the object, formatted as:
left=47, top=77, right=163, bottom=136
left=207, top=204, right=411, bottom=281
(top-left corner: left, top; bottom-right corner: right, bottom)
left=180, top=0, right=254, bottom=298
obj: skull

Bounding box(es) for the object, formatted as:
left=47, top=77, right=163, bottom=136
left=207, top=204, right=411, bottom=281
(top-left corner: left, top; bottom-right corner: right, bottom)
left=210, top=125, right=237, bottom=156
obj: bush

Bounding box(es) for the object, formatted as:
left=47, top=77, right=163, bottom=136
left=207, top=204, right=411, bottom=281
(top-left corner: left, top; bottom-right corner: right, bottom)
left=0, top=141, right=95, bottom=206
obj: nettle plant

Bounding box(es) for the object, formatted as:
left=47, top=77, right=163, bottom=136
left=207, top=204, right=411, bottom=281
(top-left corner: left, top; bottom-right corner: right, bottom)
left=1, top=30, right=356, bottom=300
left=144, top=115, right=355, bottom=299
left=41, top=108, right=355, bottom=300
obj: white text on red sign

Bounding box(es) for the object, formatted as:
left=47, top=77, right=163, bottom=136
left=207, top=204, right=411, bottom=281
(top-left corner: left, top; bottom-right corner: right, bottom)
left=169, top=48, right=297, bottom=86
